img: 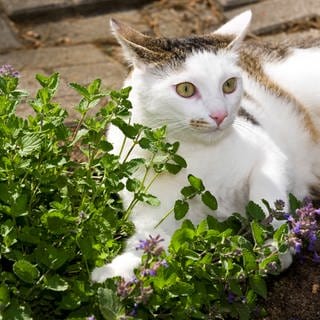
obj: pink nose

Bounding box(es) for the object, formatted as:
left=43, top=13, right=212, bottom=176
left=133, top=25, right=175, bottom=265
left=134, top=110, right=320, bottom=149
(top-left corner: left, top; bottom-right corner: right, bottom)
left=210, top=111, right=228, bottom=126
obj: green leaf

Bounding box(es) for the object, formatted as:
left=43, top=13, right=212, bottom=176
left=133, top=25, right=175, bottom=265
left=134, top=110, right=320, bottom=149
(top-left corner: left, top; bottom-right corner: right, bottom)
left=36, top=72, right=59, bottom=92
left=43, top=274, right=69, bottom=291
left=172, top=154, right=187, bottom=168
left=0, top=284, right=10, bottom=310
left=166, top=163, right=183, bottom=174
left=169, top=281, right=194, bottom=296
left=250, top=221, right=267, bottom=246
left=35, top=245, right=71, bottom=270
left=259, top=254, right=280, bottom=275
left=188, top=174, right=205, bottom=192
left=11, top=191, right=29, bottom=217
left=41, top=211, right=75, bottom=234
left=201, top=191, right=218, bottom=211
left=126, top=178, right=141, bottom=192
left=17, top=226, right=41, bottom=244
left=19, top=133, right=42, bottom=156
left=98, top=288, right=125, bottom=320
left=237, top=304, right=250, bottom=320
left=112, top=118, right=139, bottom=139
left=121, top=158, right=144, bottom=175
left=273, top=223, right=289, bottom=243
left=37, top=87, right=50, bottom=104
left=229, top=279, right=243, bottom=296
left=69, top=82, right=90, bottom=99
left=246, top=201, right=266, bottom=221
left=243, top=249, right=257, bottom=272
left=249, top=275, right=267, bottom=299
left=13, top=260, right=40, bottom=284
left=59, top=292, right=81, bottom=310
left=289, top=193, right=301, bottom=212
left=139, top=193, right=160, bottom=206
left=70, top=128, right=89, bottom=145
left=181, top=185, right=197, bottom=199
left=2, top=300, right=32, bottom=320
left=87, top=78, right=101, bottom=95
left=174, top=199, right=189, bottom=220
left=171, top=221, right=195, bottom=251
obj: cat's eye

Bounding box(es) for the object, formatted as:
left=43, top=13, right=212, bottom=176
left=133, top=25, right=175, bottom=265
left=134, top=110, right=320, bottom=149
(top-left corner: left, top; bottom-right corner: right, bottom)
left=176, top=82, right=196, bottom=98
left=222, top=77, right=237, bottom=94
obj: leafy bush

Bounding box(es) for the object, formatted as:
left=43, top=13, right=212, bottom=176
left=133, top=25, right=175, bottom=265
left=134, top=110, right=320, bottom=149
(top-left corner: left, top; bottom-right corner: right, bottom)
left=0, top=69, right=184, bottom=319
left=0, top=67, right=319, bottom=320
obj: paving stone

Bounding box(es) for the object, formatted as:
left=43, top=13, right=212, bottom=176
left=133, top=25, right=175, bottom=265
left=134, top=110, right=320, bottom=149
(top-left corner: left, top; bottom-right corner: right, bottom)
left=141, top=0, right=223, bottom=37
left=261, top=28, right=320, bottom=43
left=2, top=43, right=127, bottom=120
left=17, top=10, right=149, bottom=48
left=217, top=0, right=259, bottom=10
left=0, top=14, right=22, bottom=52
left=225, top=0, right=320, bottom=35
left=0, top=44, right=110, bottom=70
left=1, top=0, right=153, bottom=18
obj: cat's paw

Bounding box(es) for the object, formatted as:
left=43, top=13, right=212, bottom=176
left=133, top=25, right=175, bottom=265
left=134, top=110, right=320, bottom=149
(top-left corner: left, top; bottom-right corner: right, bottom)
left=91, top=264, right=116, bottom=283
left=278, top=249, right=293, bottom=271
left=265, top=238, right=293, bottom=271
left=91, top=252, right=141, bottom=282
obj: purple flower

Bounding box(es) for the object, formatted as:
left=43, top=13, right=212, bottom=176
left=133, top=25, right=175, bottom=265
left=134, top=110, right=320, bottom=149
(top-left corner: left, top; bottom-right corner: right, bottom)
left=286, top=198, right=320, bottom=257
left=0, top=64, right=20, bottom=78
left=148, top=268, right=157, bottom=276
left=293, top=222, right=301, bottom=234
left=313, top=251, right=320, bottom=263
left=136, top=235, right=164, bottom=255
left=160, top=259, right=168, bottom=268
left=227, top=292, right=235, bottom=304
left=129, top=303, right=138, bottom=316
left=117, top=278, right=135, bottom=298
left=86, top=316, right=95, bottom=320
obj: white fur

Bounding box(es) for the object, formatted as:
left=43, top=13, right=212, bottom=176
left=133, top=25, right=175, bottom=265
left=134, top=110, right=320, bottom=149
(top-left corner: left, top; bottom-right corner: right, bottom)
left=91, top=12, right=320, bottom=282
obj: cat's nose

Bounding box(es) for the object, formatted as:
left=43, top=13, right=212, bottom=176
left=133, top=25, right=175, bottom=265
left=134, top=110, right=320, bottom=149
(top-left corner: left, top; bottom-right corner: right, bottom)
left=210, top=111, right=228, bottom=126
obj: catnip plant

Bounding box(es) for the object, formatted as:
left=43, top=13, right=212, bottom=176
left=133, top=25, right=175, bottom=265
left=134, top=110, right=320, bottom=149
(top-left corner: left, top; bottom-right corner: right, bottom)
left=0, top=68, right=185, bottom=319
left=0, top=67, right=319, bottom=320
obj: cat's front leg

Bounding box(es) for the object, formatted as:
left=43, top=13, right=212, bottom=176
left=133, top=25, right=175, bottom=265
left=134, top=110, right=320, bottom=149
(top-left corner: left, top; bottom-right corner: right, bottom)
left=248, top=156, right=293, bottom=270
left=91, top=229, right=167, bottom=282
left=91, top=251, right=141, bottom=282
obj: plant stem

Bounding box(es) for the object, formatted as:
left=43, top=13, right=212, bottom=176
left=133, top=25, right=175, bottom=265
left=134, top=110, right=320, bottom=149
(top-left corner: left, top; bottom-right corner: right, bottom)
left=154, top=207, right=174, bottom=229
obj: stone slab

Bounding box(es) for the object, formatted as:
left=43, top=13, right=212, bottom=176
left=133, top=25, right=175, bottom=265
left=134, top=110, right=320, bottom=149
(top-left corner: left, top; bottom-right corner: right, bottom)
left=261, top=28, right=320, bottom=43
left=17, top=9, right=148, bottom=48
left=141, top=0, right=222, bottom=37
left=0, top=44, right=110, bottom=70
left=218, top=0, right=259, bottom=10
left=0, top=15, right=21, bottom=52
left=1, top=0, right=154, bottom=19
left=226, top=0, right=320, bottom=35
left=12, top=52, right=126, bottom=120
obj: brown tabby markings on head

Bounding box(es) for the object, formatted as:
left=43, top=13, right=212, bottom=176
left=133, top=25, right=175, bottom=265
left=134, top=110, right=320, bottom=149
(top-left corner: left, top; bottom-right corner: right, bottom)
left=239, top=46, right=320, bottom=142
left=128, top=35, right=234, bottom=69
left=112, top=18, right=233, bottom=69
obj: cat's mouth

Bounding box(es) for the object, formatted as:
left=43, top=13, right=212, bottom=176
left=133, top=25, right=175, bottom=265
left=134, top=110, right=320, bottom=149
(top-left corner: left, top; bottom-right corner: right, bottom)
left=189, top=118, right=224, bottom=132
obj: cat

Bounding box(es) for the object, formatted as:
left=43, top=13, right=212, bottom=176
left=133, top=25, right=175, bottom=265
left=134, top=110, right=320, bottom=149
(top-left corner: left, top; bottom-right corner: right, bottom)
left=91, top=10, right=320, bottom=282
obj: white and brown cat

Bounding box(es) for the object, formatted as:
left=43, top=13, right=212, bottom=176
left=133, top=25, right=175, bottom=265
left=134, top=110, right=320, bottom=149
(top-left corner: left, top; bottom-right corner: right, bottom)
left=92, top=11, right=320, bottom=282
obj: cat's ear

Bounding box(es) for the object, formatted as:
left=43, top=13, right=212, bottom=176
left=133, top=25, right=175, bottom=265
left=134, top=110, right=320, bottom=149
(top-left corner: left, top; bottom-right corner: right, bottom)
left=213, top=10, right=252, bottom=49
left=110, top=18, right=162, bottom=68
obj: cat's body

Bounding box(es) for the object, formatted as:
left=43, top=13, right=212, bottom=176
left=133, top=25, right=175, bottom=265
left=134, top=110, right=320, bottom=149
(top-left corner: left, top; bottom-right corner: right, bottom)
left=92, top=11, right=320, bottom=282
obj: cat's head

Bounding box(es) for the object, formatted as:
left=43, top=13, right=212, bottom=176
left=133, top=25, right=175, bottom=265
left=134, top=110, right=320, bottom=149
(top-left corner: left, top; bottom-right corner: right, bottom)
left=111, top=11, right=252, bottom=144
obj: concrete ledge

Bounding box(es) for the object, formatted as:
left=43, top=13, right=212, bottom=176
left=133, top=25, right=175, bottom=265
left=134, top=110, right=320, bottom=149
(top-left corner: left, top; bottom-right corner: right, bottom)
left=2, top=0, right=155, bottom=20
left=0, top=14, right=22, bottom=52
left=226, top=0, right=320, bottom=35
